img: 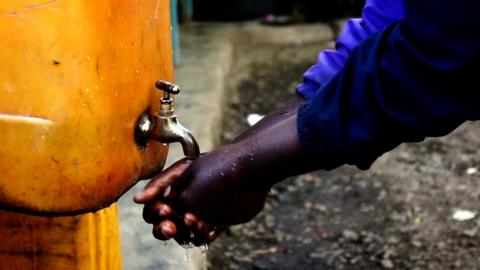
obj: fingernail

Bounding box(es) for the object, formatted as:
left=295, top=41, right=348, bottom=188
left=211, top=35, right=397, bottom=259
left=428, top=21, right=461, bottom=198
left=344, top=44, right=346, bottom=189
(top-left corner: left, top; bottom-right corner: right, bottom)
left=161, top=227, right=173, bottom=238
left=161, top=222, right=177, bottom=238
left=163, top=186, right=172, bottom=198
left=159, top=206, right=172, bottom=217
left=184, top=213, right=198, bottom=227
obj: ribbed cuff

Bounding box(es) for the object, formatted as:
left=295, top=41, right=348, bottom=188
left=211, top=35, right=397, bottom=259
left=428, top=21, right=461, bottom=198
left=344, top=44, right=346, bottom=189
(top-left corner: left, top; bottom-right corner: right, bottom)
left=297, top=101, right=351, bottom=170
left=297, top=102, right=323, bottom=154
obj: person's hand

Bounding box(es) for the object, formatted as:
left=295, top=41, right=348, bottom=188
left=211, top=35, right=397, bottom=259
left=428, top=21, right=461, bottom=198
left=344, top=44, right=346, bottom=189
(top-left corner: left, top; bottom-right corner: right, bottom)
left=134, top=144, right=274, bottom=245
left=133, top=158, right=223, bottom=246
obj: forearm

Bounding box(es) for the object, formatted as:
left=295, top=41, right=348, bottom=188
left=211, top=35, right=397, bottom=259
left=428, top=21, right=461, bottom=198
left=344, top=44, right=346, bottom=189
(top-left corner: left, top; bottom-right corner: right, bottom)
left=231, top=93, right=305, bottom=143
left=227, top=103, right=321, bottom=188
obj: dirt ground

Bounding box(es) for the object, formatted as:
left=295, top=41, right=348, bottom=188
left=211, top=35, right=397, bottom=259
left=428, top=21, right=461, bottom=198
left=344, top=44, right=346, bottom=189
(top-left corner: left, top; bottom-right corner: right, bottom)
left=206, top=36, right=480, bottom=269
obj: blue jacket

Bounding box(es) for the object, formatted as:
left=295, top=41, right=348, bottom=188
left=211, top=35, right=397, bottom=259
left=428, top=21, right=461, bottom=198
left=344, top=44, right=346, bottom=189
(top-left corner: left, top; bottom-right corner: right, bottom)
left=297, top=0, right=404, bottom=100
left=297, top=0, right=480, bottom=169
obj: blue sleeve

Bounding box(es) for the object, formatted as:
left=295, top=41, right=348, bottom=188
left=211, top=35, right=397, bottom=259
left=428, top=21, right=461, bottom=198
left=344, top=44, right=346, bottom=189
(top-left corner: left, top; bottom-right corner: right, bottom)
left=297, top=0, right=404, bottom=100
left=297, top=0, right=480, bottom=170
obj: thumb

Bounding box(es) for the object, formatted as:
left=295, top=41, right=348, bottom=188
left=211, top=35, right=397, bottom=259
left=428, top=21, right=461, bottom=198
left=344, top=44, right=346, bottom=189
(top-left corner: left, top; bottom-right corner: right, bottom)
left=134, top=158, right=192, bottom=204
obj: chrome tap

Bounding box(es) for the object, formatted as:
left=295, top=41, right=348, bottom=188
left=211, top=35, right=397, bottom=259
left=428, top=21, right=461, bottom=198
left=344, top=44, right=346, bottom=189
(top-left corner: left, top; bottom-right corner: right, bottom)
left=138, top=80, right=200, bottom=160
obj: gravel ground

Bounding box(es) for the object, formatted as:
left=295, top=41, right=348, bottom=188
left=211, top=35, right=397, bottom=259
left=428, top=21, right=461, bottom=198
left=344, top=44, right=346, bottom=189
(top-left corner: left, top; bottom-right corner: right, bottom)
left=206, top=37, right=480, bottom=270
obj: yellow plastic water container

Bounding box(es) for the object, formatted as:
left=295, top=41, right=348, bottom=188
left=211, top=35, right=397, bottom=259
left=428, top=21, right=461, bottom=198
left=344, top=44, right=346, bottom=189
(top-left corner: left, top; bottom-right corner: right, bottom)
left=0, top=1, right=174, bottom=269
left=0, top=0, right=172, bottom=214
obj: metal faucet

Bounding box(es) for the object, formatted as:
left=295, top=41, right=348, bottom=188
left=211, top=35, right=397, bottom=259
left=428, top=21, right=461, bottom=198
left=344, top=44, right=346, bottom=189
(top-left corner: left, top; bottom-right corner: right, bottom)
left=139, top=80, right=200, bottom=160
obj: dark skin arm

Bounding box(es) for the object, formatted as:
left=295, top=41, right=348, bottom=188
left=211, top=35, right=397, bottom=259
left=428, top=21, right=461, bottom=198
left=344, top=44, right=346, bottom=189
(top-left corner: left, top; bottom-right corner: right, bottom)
left=134, top=94, right=322, bottom=244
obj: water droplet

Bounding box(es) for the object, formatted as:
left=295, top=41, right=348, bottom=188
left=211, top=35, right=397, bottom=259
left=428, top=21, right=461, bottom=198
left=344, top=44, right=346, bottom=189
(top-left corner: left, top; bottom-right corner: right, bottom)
left=184, top=251, right=191, bottom=262
left=220, top=173, right=225, bottom=177
left=201, top=244, right=209, bottom=253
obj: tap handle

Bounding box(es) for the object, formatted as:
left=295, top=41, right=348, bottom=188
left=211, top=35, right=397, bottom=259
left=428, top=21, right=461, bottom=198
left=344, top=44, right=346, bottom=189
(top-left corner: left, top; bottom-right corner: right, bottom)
left=155, top=80, right=181, bottom=102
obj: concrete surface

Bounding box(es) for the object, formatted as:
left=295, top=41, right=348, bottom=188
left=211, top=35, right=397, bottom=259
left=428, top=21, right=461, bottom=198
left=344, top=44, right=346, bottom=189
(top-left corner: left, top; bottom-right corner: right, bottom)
left=118, top=22, right=334, bottom=270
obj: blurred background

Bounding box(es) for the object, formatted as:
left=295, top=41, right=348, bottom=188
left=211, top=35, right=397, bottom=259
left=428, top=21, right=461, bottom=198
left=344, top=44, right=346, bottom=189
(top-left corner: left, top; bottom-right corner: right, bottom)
left=190, top=0, right=363, bottom=21
left=119, top=1, right=480, bottom=269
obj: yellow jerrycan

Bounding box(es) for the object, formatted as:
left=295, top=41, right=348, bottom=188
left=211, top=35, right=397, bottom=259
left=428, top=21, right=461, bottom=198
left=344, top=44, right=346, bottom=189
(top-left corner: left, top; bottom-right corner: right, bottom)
left=0, top=0, right=174, bottom=214
left=0, top=1, right=199, bottom=269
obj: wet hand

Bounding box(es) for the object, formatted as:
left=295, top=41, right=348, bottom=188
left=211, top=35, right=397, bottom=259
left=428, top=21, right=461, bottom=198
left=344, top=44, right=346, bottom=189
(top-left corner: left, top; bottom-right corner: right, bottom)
left=134, top=159, right=222, bottom=246
left=134, top=143, right=274, bottom=245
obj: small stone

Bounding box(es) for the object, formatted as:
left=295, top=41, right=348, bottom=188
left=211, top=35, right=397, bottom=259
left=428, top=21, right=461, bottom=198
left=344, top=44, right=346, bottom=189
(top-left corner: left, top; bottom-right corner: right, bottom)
left=453, top=210, right=477, bottom=221
left=286, top=185, right=297, bottom=192
left=275, top=231, right=285, bottom=241
left=388, top=236, right=400, bottom=244
left=411, top=240, right=423, bottom=248
left=466, top=167, right=478, bottom=175
left=256, top=225, right=266, bottom=234
left=229, top=225, right=243, bottom=236
left=302, top=238, right=313, bottom=245
left=381, top=259, right=394, bottom=269
left=269, top=188, right=279, bottom=196
left=462, top=228, right=478, bottom=238
left=437, top=241, right=446, bottom=249
left=304, top=174, right=315, bottom=182
left=314, top=203, right=328, bottom=213
left=265, top=214, right=276, bottom=228
left=342, top=230, right=359, bottom=242
left=309, top=252, right=323, bottom=259
left=350, top=256, right=361, bottom=265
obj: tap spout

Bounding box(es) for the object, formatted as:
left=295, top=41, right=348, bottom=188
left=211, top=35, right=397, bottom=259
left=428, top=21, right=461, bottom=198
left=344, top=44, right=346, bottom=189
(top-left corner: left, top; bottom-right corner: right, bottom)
left=137, top=80, right=200, bottom=160
left=147, top=102, right=200, bottom=160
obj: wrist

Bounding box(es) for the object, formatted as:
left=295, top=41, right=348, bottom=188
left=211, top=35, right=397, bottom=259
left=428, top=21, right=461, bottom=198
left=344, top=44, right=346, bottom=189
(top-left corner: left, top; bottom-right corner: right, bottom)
left=229, top=112, right=303, bottom=187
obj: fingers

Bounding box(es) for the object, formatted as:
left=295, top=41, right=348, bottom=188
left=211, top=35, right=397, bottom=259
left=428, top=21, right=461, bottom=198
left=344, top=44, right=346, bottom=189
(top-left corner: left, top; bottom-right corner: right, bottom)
left=149, top=213, right=225, bottom=246
left=142, top=201, right=174, bottom=224
left=195, top=220, right=210, bottom=239
left=180, top=213, right=225, bottom=246
left=134, top=159, right=191, bottom=204
left=184, top=213, right=199, bottom=227
left=153, top=220, right=177, bottom=240
left=185, top=224, right=224, bottom=246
